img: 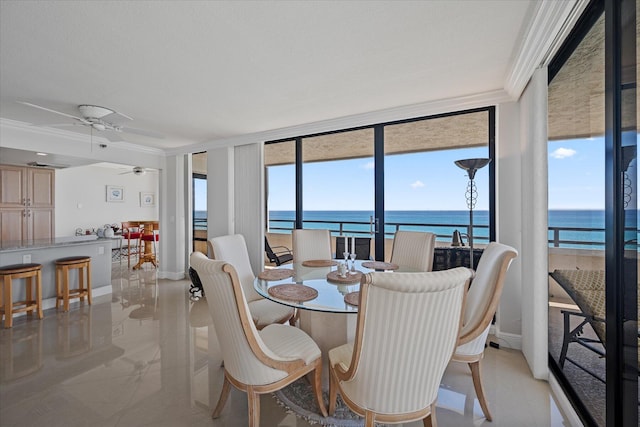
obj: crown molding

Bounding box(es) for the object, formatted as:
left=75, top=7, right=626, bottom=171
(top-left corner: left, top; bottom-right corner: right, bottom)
left=504, top=0, right=588, bottom=100
left=0, top=118, right=166, bottom=156
left=168, top=88, right=514, bottom=156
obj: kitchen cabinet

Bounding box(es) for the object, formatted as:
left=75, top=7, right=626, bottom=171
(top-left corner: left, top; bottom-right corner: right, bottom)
left=0, top=165, right=55, bottom=242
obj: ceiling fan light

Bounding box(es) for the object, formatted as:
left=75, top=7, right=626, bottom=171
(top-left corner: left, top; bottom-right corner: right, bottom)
left=78, top=104, right=115, bottom=119
left=92, top=123, right=106, bottom=131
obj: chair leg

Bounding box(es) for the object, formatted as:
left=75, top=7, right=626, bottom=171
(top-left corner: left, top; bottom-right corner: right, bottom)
left=247, top=388, right=260, bottom=427
left=364, top=411, right=375, bottom=427
left=36, top=270, right=43, bottom=319
left=328, top=367, right=338, bottom=415
left=424, top=402, right=438, bottom=427
left=312, top=359, right=328, bottom=417
left=212, top=374, right=231, bottom=418
left=469, top=360, right=493, bottom=421
left=3, top=275, right=12, bottom=328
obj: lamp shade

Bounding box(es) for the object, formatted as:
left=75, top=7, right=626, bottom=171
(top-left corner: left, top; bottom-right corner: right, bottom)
left=454, top=158, right=491, bottom=179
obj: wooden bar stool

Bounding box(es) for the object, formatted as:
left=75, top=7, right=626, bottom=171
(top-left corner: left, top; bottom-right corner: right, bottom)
left=0, top=263, right=43, bottom=329
left=55, top=256, right=92, bottom=312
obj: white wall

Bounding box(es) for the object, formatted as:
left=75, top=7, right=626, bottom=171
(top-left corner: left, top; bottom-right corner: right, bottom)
left=55, top=164, right=159, bottom=236
left=517, top=68, right=549, bottom=380
left=496, top=101, right=524, bottom=344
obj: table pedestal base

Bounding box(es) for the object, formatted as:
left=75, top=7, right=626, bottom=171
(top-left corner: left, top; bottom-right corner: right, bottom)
left=298, top=310, right=357, bottom=388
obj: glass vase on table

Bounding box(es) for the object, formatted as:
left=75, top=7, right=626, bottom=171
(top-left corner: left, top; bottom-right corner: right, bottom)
left=349, top=253, right=357, bottom=274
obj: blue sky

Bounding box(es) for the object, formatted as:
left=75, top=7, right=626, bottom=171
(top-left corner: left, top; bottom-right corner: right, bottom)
left=194, top=137, right=633, bottom=212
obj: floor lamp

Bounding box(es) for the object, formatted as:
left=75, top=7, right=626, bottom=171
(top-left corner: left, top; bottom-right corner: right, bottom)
left=454, top=158, right=491, bottom=268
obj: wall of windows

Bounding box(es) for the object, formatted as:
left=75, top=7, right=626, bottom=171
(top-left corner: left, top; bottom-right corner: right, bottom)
left=547, top=1, right=637, bottom=425
left=264, top=108, right=494, bottom=262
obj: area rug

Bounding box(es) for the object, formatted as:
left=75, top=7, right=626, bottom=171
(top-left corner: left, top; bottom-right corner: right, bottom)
left=273, top=378, right=390, bottom=427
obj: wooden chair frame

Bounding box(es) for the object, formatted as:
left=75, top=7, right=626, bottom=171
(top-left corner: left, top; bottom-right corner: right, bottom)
left=207, top=237, right=295, bottom=329
left=329, top=272, right=470, bottom=427
left=208, top=263, right=327, bottom=426
left=451, top=248, right=517, bottom=422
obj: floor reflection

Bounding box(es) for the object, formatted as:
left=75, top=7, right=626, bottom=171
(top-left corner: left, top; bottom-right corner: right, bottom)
left=0, top=263, right=570, bottom=427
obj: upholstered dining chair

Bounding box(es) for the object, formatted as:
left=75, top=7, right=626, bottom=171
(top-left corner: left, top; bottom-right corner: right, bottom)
left=389, top=230, right=436, bottom=271
left=292, top=229, right=332, bottom=262
left=451, top=242, right=517, bottom=421
left=208, top=234, right=294, bottom=329
left=328, top=267, right=473, bottom=427
left=190, top=252, right=327, bottom=426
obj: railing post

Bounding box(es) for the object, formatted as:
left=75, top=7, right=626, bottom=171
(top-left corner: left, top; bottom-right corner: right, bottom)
left=553, top=228, right=560, bottom=247
left=339, top=223, right=344, bottom=235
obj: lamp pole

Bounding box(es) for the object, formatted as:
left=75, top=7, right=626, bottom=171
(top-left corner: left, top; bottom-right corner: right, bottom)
left=454, top=158, right=491, bottom=268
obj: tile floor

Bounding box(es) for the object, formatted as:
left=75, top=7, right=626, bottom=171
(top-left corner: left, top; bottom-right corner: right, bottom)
left=0, top=265, right=572, bottom=427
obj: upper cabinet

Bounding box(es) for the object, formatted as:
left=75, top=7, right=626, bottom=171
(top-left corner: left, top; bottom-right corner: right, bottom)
left=0, top=165, right=55, bottom=242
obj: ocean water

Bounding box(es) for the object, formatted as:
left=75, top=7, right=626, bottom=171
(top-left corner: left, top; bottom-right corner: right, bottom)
left=195, top=209, right=619, bottom=248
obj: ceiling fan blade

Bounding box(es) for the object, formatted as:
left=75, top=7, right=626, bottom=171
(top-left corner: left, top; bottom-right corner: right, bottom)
left=112, top=110, right=133, bottom=121
left=19, top=101, right=88, bottom=123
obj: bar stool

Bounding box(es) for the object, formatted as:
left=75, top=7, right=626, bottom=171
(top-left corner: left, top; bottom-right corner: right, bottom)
left=55, top=256, right=92, bottom=312
left=0, top=263, right=43, bottom=328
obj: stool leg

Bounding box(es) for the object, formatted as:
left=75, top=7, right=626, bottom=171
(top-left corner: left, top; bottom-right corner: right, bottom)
left=4, top=275, right=13, bottom=328
left=36, top=270, right=43, bottom=319
left=26, top=276, right=33, bottom=317
left=56, top=266, right=61, bottom=310
left=79, top=265, right=85, bottom=303
left=86, top=262, right=92, bottom=305
left=63, top=266, right=70, bottom=312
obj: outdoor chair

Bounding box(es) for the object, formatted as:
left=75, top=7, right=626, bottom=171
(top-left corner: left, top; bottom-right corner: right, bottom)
left=208, top=234, right=294, bottom=329
left=335, top=237, right=371, bottom=260
left=550, top=266, right=639, bottom=381
left=328, top=267, right=473, bottom=427
left=190, top=252, right=327, bottom=426
left=389, top=230, right=436, bottom=271
left=292, top=229, right=332, bottom=262
left=451, top=242, right=518, bottom=421
left=264, top=236, right=293, bottom=266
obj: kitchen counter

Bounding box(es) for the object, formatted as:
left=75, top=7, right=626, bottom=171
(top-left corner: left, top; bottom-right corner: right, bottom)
left=0, top=236, right=113, bottom=310
left=0, top=235, right=106, bottom=252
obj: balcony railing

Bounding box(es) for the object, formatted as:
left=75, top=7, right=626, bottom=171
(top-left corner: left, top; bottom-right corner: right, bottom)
left=195, top=217, right=637, bottom=250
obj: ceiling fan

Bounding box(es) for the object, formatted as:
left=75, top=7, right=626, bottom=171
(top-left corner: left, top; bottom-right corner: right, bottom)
left=19, top=101, right=164, bottom=141
left=119, top=166, right=155, bottom=176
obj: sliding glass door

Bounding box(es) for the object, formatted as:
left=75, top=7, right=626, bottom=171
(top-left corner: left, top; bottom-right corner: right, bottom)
left=265, top=108, right=494, bottom=263
left=547, top=1, right=637, bottom=425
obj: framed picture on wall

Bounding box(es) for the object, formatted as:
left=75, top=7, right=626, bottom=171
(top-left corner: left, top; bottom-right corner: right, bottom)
left=140, top=192, right=155, bottom=207
left=106, top=185, right=124, bottom=202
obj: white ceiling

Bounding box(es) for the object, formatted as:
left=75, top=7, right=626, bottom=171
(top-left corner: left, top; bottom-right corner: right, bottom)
left=1, top=1, right=559, bottom=154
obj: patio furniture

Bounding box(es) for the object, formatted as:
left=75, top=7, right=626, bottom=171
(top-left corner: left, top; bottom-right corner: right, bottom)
left=334, top=237, right=371, bottom=260
left=264, top=236, right=293, bottom=266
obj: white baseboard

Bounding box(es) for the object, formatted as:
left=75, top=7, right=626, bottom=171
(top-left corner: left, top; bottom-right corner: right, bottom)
left=157, top=270, right=186, bottom=280
left=549, top=373, right=584, bottom=427
left=489, top=325, right=522, bottom=350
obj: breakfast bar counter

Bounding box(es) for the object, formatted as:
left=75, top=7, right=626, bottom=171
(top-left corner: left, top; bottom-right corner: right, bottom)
left=0, top=236, right=112, bottom=309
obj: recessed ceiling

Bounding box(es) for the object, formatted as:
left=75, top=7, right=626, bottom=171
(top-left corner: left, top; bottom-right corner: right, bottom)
left=0, top=1, right=537, bottom=152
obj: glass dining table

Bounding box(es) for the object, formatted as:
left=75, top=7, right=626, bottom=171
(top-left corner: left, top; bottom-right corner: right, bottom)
left=254, top=259, right=408, bottom=387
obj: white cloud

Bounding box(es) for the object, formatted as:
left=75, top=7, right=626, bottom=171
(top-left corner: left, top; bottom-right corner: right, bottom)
left=550, top=147, right=577, bottom=159
left=362, top=161, right=375, bottom=170
left=410, top=180, right=425, bottom=189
